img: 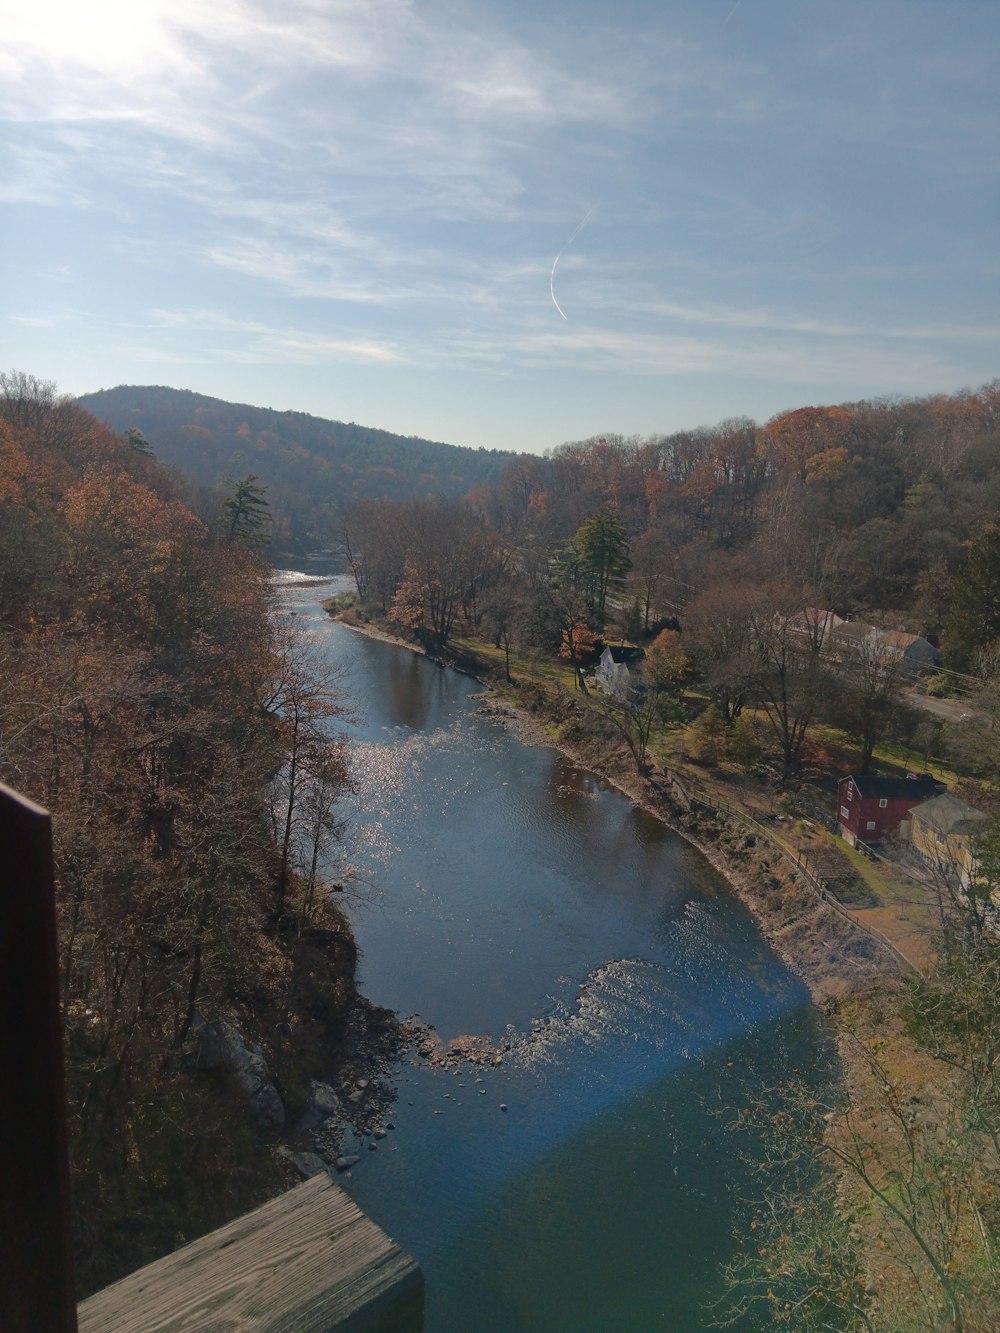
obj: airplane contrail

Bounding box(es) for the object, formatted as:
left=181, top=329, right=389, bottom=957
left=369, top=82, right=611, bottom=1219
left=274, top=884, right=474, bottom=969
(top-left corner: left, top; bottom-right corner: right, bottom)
left=549, top=255, right=568, bottom=320
left=550, top=207, right=594, bottom=321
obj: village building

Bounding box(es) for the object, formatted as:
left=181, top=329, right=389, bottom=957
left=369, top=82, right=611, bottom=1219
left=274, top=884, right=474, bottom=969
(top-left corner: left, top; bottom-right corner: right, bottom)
left=594, top=645, right=643, bottom=701
left=829, top=619, right=880, bottom=657
left=786, top=608, right=844, bottom=647
left=909, top=792, right=990, bottom=890
left=837, top=772, right=945, bottom=847
left=876, top=629, right=939, bottom=676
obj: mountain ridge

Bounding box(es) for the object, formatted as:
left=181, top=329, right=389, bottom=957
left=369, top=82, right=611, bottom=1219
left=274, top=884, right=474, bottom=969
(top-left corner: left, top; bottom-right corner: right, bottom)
left=76, top=384, right=523, bottom=550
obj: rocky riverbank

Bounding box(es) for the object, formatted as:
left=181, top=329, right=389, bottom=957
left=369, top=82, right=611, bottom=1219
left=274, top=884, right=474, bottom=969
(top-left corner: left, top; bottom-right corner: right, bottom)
left=280, top=1001, right=414, bottom=1180
left=282, top=1011, right=524, bottom=1181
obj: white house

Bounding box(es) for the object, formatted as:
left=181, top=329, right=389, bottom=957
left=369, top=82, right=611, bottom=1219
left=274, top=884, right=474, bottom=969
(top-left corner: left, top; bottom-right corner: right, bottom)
left=594, top=646, right=641, bottom=701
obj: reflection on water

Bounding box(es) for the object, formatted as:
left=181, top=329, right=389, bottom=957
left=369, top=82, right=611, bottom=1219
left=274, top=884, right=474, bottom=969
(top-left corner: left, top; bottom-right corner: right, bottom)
left=388, top=653, right=426, bottom=729
left=274, top=569, right=828, bottom=1331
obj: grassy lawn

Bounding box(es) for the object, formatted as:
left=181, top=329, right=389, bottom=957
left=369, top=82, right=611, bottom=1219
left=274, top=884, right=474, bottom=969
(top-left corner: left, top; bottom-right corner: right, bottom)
left=835, top=837, right=897, bottom=901
left=450, top=635, right=579, bottom=691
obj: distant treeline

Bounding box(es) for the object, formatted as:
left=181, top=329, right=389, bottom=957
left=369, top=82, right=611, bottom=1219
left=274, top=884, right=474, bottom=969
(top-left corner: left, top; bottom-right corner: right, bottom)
left=341, top=381, right=1000, bottom=648
left=333, top=380, right=1000, bottom=779
left=79, top=381, right=1000, bottom=628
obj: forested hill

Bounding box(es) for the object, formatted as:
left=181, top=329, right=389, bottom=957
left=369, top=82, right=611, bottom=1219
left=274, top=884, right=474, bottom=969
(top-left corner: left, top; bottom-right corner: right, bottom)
left=76, top=384, right=523, bottom=552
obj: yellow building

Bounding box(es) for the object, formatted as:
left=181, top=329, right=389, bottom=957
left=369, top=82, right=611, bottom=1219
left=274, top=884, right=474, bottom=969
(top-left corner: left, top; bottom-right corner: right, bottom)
left=909, top=793, right=989, bottom=890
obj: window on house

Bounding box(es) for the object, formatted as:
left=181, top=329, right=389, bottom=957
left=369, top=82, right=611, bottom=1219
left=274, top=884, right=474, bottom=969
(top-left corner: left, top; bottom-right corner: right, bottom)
left=840, top=806, right=850, bottom=820
left=847, top=787, right=853, bottom=800
left=866, top=821, right=877, bottom=831
left=879, top=798, right=888, bottom=809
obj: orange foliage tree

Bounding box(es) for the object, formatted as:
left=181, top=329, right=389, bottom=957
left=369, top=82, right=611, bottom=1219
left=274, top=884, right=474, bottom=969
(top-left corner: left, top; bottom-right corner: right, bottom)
left=763, top=405, right=855, bottom=481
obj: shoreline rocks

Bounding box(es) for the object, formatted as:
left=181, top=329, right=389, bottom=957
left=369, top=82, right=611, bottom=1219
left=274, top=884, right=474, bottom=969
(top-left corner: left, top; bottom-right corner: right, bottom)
left=188, top=1016, right=286, bottom=1129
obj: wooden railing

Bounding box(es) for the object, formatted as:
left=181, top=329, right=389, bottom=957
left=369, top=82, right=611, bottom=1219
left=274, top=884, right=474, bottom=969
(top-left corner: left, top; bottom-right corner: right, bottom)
left=77, top=1173, right=423, bottom=1332
left=0, top=783, right=422, bottom=1331
left=0, top=782, right=78, bottom=1333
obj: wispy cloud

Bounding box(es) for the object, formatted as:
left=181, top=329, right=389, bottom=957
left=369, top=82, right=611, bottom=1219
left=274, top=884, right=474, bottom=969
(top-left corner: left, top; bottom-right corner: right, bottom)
left=9, top=313, right=66, bottom=328
left=584, top=292, right=1000, bottom=345
left=504, top=324, right=959, bottom=392
left=204, top=239, right=404, bottom=305
left=145, top=306, right=405, bottom=365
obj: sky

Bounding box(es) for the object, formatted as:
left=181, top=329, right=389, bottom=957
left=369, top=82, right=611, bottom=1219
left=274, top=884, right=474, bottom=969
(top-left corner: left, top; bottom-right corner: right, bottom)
left=2, top=0, right=998, bottom=454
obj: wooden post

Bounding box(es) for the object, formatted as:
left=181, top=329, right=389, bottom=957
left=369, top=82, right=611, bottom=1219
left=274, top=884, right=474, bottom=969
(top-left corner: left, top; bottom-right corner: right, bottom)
left=0, top=783, right=78, bottom=1332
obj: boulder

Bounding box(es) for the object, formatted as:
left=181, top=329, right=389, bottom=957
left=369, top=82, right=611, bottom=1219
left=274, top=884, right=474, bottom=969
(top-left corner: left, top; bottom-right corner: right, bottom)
left=309, top=1081, right=341, bottom=1117
left=288, top=1151, right=329, bottom=1180
left=189, top=1017, right=286, bottom=1128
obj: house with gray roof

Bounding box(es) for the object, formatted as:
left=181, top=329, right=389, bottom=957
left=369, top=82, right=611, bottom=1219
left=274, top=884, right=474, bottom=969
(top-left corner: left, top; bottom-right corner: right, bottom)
left=909, top=792, right=990, bottom=890
left=876, top=630, right=939, bottom=677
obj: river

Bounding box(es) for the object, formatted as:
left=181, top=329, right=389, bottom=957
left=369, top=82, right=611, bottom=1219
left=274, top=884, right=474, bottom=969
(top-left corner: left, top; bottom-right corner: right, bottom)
left=276, top=564, right=830, bottom=1331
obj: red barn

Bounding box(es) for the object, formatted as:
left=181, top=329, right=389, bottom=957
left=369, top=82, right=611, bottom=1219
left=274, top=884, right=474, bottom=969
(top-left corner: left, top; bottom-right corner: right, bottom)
left=837, top=773, right=945, bottom=847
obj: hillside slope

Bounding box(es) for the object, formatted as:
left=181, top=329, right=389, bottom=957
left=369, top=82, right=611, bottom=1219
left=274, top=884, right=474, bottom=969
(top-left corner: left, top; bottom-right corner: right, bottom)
left=77, top=385, right=522, bottom=551
left=0, top=381, right=369, bottom=1291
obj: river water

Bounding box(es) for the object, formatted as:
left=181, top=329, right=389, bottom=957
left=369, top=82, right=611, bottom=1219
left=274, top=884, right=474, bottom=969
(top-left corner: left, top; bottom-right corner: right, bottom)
left=276, top=565, right=829, bottom=1331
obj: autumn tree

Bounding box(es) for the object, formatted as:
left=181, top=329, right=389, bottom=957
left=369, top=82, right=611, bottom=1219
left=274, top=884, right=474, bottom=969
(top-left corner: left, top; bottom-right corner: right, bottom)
left=709, top=415, right=767, bottom=541
left=390, top=559, right=430, bottom=638
left=762, top=405, right=856, bottom=482
left=592, top=680, right=665, bottom=773
left=0, top=368, right=59, bottom=431
left=0, top=380, right=354, bottom=1290
left=264, top=623, right=351, bottom=909
left=829, top=631, right=913, bottom=773
left=341, top=498, right=406, bottom=611
left=684, top=567, right=766, bottom=724
left=627, top=528, right=675, bottom=634
left=913, top=556, right=955, bottom=638
left=644, top=628, right=696, bottom=699
left=385, top=500, right=493, bottom=648
left=746, top=596, right=835, bottom=779
left=482, top=577, right=529, bottom=682
left=559, top=616, right=598, bottom=690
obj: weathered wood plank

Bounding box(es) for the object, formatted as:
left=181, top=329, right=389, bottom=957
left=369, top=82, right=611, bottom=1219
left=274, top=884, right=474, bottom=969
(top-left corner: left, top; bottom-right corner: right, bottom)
left=77, top=1173, right=423, bottom=1332
left=0, top=783, right=78, bottom=1333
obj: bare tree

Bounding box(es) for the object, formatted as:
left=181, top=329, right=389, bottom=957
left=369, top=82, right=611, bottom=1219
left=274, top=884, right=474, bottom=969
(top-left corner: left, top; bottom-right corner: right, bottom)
left=746, top=595, right=835, bottom=779
left=830, top=630, right=911, bottom=773
left=684, top=573, right=765, bottom=724
left=264, top=622, right=351, bottom=910
left=627, top=528, right=675, bottom=633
